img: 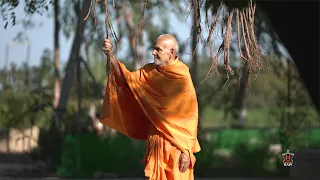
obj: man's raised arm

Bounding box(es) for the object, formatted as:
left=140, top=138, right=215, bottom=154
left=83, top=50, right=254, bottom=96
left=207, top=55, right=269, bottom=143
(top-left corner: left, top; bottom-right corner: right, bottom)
left=103, top=37, right=127, bottom=85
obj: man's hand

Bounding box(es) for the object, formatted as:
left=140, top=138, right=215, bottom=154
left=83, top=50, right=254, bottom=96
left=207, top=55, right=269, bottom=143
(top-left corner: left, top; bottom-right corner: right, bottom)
left=103, top=37, right=114, bottom=56
left=178, top=152, right=190, bottom=173
left=102, top=37, right=127, bottom=85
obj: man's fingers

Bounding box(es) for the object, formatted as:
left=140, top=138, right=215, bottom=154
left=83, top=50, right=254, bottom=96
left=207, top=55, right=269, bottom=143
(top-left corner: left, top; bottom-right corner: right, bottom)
left=179, top=161, right=184, bottom=172
left=179, top=155, right=183, bottom=172
left=179, top=157, right=189, bottom=172
left=104, top=39, right=111, bottom=44
left=180, top=163, right=186, bottom=172
left=104, top=40, right=112, bottom=48
left=178, top=152, right=190, bottom=173
left=179, top=161, right=187, bottom=172
left=103, top=38, right=113, bottom=53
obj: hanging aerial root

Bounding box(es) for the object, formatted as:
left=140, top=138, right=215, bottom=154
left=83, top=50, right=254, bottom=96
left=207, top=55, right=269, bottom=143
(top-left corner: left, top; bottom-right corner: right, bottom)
left=84, top=0, right=93, bottom=21
left=223, top=9, right=235, bottom=77
left=201, top=41, right=222, bottom=83
left=190, top=0, right=203, bottom=34
left=221, top=5, right=226, bottom=35
left=83, top=0, right=97, bottom=30
left=84, top=0, right=121, bottom=95
left=236, top=9, right=244, bottom=60
left=244, top=5, right=263, bottom=75
left=134, top=0, right=148, bottom=63
left=198, top=0, right=264, bottom=89
left=204, top=4, right=221, bottom=48
left=103, top=0, right=120, bottom=93
left=84, top=0, right=264, bottom=91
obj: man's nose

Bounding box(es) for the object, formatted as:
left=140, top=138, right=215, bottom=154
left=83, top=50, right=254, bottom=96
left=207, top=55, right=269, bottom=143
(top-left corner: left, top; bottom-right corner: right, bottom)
left=152, top=50, right=156, bottom=56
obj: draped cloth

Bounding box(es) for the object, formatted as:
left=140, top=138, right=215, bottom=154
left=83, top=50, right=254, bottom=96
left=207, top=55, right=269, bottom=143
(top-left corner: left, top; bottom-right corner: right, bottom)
left=100, top=57, right=201, bottom=180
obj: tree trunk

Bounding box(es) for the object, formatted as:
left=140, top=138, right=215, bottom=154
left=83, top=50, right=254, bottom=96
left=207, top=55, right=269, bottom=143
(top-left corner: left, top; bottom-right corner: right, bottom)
left=190, top=18, right=198, bottom=86
left=232, top=19, right=263, bottom=128
left=53, top=0, right=61, bottom=109
left=123, top=1, right=144, bottom=70
left=233, top=62, right=249, bottom=128
left=76, top=54, right=82, bottom=132
left=3, top=43, right=9, bottom=89
left=55, top=0, right=90, bottom=127
left=190, top=2, right=202, bottom=133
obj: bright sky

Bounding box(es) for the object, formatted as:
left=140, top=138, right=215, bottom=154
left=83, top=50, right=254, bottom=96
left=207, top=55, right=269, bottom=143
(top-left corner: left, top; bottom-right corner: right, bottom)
left=0, top=2, right=72, bottom=68
left=0, top=2, right=205, bottom=69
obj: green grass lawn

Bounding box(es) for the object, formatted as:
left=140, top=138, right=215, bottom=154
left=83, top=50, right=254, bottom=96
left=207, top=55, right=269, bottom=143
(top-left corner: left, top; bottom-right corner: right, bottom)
left=201, top=107, right=319, bottom=128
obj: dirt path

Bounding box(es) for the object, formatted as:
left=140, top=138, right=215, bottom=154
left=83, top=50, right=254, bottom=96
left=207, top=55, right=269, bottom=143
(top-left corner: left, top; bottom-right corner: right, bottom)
left=0, top=153, right=50, bottom=178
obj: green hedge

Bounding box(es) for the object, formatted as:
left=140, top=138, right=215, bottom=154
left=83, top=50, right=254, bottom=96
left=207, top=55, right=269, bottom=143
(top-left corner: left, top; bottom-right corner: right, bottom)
left=194, top=129, right=320, bottom=177
left=57, top=133, right=145, bottom=178
left=208, top=129, right=320, bottom=149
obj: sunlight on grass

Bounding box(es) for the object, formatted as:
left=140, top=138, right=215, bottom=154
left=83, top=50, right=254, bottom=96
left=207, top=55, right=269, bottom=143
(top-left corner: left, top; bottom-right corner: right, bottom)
left=201, top=107, right=319, bottom=128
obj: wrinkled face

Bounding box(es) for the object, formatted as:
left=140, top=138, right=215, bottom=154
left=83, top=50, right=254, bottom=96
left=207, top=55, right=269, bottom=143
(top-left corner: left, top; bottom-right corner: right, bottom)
left=152, top=39, right=174, bottom=66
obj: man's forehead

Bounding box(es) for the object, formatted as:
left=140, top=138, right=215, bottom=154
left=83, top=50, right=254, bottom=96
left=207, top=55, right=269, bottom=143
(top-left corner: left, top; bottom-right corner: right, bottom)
left=154, top=38, right=171, bottom=47
left=153, top=41, right=165, bottom=48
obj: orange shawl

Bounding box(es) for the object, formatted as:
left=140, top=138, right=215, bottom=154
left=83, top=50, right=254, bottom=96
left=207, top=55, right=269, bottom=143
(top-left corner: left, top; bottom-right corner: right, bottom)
left=100, top=58, right=201, bottom=179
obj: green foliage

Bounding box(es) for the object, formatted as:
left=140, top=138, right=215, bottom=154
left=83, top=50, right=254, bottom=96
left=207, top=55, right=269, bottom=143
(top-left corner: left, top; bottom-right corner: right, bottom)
left=0, top=88, right=53, bottom=129
left=232, top=143, right=270, bottom=176
left=0, top=90, right=34, bottom=128
left=0, top=48, right=54, bottom=129
left=195, top=128, right=320, bottom=178
left=195, top=53, right=318, bottom=129
left=194, top=136, right=221, bottom=176
left=57, top=133, right=145, bottom=178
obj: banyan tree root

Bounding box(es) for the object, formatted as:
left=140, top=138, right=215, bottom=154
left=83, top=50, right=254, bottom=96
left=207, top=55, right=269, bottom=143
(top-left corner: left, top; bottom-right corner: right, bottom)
left=84, top=0, right=148, bottom=93
left=84, top=0, right=123, bottom=115
left=84, top=0, right=263, bottom=91
left=195, top=0, right=263, bottom=87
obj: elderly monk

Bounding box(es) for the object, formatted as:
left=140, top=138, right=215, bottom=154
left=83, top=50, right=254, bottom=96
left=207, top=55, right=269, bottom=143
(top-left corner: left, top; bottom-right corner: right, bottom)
left=100, top=34, right=201, bottom=180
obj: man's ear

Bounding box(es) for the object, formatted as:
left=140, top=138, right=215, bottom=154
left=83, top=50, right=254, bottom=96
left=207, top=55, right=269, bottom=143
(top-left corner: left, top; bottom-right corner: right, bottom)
left=170, top=49, right=175, bottom=58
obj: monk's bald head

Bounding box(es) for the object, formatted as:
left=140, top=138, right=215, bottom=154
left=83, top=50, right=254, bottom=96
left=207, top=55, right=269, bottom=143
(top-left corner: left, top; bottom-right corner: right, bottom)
left=152, top=34, right=180, bottom=66
left=156, top=34, right=179, bottom=54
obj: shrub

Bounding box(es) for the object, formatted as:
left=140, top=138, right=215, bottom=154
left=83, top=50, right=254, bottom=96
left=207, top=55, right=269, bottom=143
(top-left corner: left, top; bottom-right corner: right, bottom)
left=57, top=133, right=145, bottom=178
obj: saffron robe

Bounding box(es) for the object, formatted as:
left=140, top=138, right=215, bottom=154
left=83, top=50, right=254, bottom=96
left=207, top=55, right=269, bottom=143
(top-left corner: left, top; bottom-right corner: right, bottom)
left=100, top=58, right=201, bottom=180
